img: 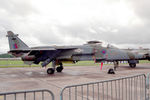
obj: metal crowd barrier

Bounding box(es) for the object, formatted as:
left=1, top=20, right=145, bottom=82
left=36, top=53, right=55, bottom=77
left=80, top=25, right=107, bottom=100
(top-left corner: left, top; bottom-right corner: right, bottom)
left=60, top=74, right=146, bottom=100
left=0, top=74, right=148, bottom=100
left=0, top=89, right=54, bottom=100
left=146, top=73, right=150, bottom=100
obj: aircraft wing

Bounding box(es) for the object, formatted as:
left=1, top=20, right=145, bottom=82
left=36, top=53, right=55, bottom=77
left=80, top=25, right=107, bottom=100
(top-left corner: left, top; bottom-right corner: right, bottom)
left=8, top=48, right=57, bottom=57
left=28, top=47, right=77, bottom=55
left=21, top=47, right=78, bottom=66
left=9, top=48, right=56, bottom=52
left=9, top=47, right=77, bottom=54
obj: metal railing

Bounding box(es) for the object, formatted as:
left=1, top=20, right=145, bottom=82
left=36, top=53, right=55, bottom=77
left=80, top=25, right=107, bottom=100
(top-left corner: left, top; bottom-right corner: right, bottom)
left=146, top=73, right=150, bottom=100
left=0, top=89, right=54, bottom=100
left=60, top=74, right=146, bottom=100
left=0, top=74, right=149, bottom=100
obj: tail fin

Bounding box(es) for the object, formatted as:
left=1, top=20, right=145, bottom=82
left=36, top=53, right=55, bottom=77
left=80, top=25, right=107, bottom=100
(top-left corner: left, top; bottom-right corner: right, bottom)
left=6, top=31, right=29, bottom=50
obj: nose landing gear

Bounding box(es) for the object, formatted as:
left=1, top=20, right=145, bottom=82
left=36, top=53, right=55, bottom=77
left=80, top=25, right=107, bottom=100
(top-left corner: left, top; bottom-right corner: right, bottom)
left=107, top=61, right=118, bottom=74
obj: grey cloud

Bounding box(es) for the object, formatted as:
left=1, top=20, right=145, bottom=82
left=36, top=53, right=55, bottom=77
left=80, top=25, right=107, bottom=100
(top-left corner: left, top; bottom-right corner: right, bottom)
left=127, top=0, right=150, bottom=23
left=0, top=0, right=38, bottom=53
left=1, top=0, right=150, bottom=54
left=0, top=0, right=37, bottom=38
left=47, top=20, right=150, bottom=47
left=0, top=0, right=37, bottom=17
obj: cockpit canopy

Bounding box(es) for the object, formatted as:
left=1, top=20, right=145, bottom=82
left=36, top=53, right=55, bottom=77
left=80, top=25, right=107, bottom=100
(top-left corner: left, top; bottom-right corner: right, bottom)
left=86, top=41, right=118, bottom=48
left=87, top=41, right=102, bottom=44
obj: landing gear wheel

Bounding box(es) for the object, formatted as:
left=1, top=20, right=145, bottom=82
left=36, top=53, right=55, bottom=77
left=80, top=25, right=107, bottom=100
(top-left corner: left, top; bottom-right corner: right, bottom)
left=47, top=68, right=55, bottom=74
left=129, top=63, right=136, bottom=68
left=56, top=66, right=63, bottom=72
left=108, top=68, right=115, bottom=74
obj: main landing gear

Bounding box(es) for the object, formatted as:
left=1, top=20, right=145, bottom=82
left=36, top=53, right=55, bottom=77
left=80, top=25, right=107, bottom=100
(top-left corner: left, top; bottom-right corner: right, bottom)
left=129, top=63, right=136, bottom=68
left=107, top=60, right=137, bottom=74
left=46, top=61, right=64, bottom=74
left=128, top=60, right=138, bottom=68
left=47, top=68, right=55, bottom=74
left=56, top=63, right=63, bottom=72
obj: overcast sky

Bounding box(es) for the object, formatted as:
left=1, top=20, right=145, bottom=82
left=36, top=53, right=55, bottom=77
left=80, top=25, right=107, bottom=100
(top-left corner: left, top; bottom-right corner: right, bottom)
left=0, top=0, right=150, bottom=53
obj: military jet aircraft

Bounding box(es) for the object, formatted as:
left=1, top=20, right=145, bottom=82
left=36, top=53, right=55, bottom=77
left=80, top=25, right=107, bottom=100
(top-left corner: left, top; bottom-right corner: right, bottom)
left=6, top=31, right=150, bottom=74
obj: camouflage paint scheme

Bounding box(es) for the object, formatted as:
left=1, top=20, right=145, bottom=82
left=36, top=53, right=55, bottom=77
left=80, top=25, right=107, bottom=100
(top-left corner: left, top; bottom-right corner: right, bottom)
left=6, top=31, right=150, bottom=74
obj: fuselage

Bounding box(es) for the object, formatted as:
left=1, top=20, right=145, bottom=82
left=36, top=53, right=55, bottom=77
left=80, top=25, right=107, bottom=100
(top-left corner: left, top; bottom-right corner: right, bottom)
left=20, top=42, right=147, bottom=65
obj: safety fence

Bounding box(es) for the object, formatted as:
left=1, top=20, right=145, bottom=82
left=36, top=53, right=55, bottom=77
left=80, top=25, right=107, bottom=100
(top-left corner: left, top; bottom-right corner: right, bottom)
left=60, top=74, right=146, bottom=100
left=0, top=89, right=54, bottom=100
left=146, top=73, right=150, bottom=100
left=0, top=74, right=150, bottom=100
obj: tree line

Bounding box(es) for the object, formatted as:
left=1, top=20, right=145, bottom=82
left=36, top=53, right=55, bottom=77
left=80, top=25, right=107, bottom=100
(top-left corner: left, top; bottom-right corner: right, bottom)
left=0, top=53, right=14, bottom=58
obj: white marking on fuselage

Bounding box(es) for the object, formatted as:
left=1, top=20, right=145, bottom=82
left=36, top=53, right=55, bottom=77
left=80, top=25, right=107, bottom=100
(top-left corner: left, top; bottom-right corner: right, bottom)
left=74, top=49, right=83, bottom=53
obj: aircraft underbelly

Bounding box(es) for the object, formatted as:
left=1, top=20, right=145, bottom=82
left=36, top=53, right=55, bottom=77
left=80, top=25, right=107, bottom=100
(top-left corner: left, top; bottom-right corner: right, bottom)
left=104, top=49, right=130, bottom=61
left=94, top=48, right=130, bottom=61
left=106, top=49, right=144, bottom=60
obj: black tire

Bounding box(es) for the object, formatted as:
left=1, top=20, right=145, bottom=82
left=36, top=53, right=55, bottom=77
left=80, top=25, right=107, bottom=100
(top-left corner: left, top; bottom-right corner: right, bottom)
left=56, top=66, right=63, bottom=72
left=47, top=68, right=55, bottom=74
left=129, top=63, right=136, bottom=68
left=108, top=68, right=115, bottom=74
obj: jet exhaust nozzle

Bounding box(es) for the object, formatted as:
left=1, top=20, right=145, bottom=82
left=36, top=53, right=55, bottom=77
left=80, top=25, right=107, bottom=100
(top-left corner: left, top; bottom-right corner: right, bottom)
left=22, top=55, right=36, bottom=61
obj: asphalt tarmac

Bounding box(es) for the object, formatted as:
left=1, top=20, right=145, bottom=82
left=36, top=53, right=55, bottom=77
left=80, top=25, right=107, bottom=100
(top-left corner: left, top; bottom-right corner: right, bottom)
left=0, top=63, right=150, bottom=100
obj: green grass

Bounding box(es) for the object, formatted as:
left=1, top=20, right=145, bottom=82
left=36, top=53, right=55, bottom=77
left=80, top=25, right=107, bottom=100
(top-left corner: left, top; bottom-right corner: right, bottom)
left=0, top=60, right=40, bottom=68
left=139, top=60, right=150, bottom=63
left=64, top=61, right=101, bottom=66
left=0, top=60, right=149, bottom=68
left=0, top=60, right=24, bottom=65
left=0, top=60, right=99, bottom=67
